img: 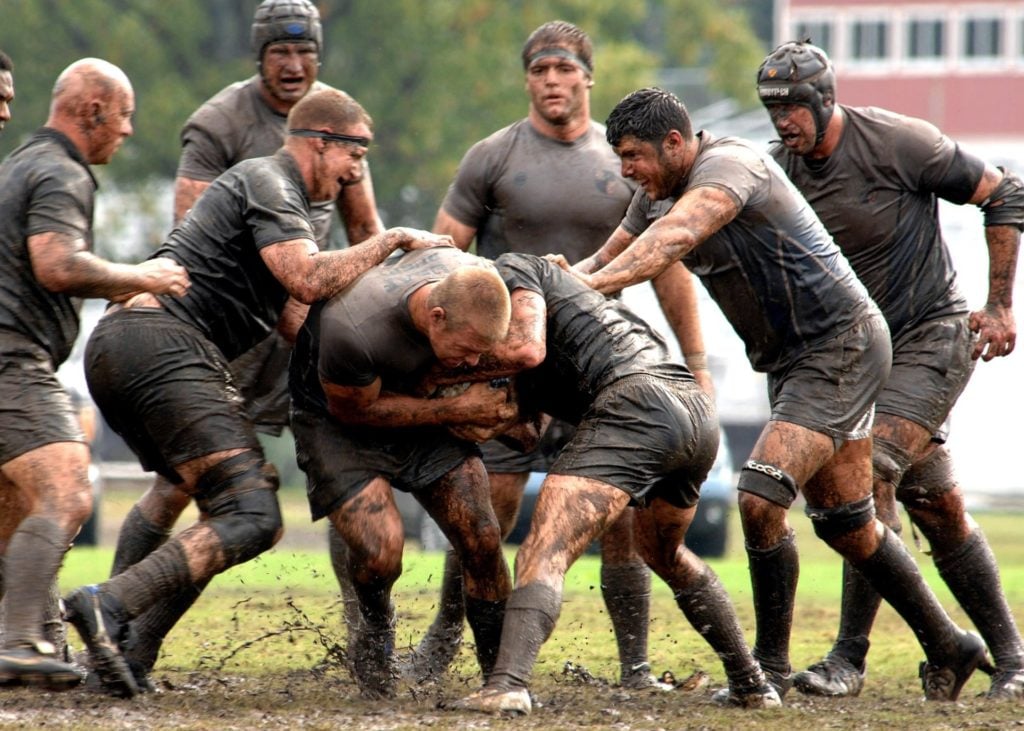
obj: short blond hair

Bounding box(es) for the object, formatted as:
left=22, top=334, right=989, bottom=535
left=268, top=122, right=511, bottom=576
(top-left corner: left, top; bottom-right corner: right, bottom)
left=287, top=88, right=371, bottom=133
left=428, top=265, right=511, bottom=345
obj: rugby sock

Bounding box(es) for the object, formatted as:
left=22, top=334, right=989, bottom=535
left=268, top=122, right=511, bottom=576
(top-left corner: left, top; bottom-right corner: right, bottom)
left=746, top=530, right=798, bottom=676
left=851, top=527, right=959, bottom=662
left=464, top=596, right=505, bottom=679
left=829, top=561, right=878, bottom=668
left=110, top=504, right=171, bottom=577
left=487, top=582, right=560, bottom=689
left=936, top=530, right=1024, bottom=670
left=1, top=516, right=67, bottom=648
left=328, top=525, right=362, bottom=634
left=124, top=579, right=209, bottom=672
left=104, top=539, right=192, bottom=619
left=41, top=580, right=67, bottom=658
left=675, top=567, right=763, bottom=689
left=600, top=560, right=651, bottom=680
left=413, top=549, right=465, bottom=660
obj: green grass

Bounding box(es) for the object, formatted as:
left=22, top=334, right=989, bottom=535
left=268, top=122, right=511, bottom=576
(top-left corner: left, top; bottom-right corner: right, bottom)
left=23, top=488, right=1023, bottom=730
left=58, top=491, right=1024, bottom=696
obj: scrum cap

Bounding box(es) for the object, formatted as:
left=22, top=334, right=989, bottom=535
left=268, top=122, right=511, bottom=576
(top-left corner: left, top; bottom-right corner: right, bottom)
left=757, top=41, right=836, bottom=145
left=251, top=0, right=323, bottom=60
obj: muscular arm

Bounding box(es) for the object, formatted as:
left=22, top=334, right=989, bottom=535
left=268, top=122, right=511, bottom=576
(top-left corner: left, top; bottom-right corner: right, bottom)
left=585, top=186, right=739, bottom=295
left=573, top=225, right=637, bottom=274
left=322, top=376, right=513, bottom=429
left=433, top=207, right=477, bottom=251
left=337, top=162, right=384, bottom=243
left=173, top=176, right=210, bottom=226
left=260, top=227, right=453, bottom=304
left=29, top=231, right=190, bottom=300
left=968, top=164, right=1020, bottom=360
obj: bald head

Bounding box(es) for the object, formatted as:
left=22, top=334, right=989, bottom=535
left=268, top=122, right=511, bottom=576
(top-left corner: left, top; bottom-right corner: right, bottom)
left=47, top=58, right=134, bottom=165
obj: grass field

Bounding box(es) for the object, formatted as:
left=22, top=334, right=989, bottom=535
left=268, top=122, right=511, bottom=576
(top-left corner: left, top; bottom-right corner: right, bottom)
left=7, top=486, right=1024, bottom=729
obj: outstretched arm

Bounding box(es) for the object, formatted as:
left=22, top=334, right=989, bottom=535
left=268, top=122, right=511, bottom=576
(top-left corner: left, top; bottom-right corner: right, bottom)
left=582, top=186, right=739, bottom=296
left=29, top=232, right=190, bottom=300
left=260, top=227, right=454, bottom=305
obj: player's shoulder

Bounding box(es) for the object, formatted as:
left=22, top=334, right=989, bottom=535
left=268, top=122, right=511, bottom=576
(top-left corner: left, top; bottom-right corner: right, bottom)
left=186, top=77, right=259, bottom=126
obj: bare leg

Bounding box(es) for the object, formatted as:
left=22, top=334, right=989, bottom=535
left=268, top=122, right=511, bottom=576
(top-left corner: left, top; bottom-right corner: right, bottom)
left=404, top=470, right=525, bottom=683
left=632, top=498, right=776, bottom=707
left=0, top=443, right=93, bottom=688
left=329, top=476, right=404, bottom=698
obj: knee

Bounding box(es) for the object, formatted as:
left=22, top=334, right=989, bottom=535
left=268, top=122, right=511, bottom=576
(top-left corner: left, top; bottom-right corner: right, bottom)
left=454, top=518, right=504, bottom=565
left=197, top=455, right=283, bottom=566
left=737, top=490, right=790, bottom=547
left=804, top=496, right=876, bottom=550
left=896, top=446, right=958, bottom=512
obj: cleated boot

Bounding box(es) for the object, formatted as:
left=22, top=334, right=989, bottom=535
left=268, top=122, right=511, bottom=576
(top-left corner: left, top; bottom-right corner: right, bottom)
left=711, top=682, right=783, bottom=709
left=0, top=644, right=85, bottom=691
left=762, top=665, right=793, bottom=700
left=448, top=686, right=532, bottom=715
left=920, top=631, right=990, bottom=702
left=986, top=669, right=1024, bottom=700
left=793, top=654, right=866, bottom=697
left=619, top=662, right=675, bottom=691
left=63, top=585, right=139, bottom=698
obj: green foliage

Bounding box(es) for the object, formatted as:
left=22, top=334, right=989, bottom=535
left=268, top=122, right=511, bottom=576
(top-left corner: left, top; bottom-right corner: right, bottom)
left=0, top=0, right=767, bottom=235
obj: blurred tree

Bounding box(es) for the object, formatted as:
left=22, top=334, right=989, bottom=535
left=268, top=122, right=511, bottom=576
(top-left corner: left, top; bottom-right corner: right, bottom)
left=0, top=0, right=765, bottom=239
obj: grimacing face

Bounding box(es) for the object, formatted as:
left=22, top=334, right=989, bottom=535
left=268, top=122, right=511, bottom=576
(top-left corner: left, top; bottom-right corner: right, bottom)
left=614, top=135, right=679, bottom=201
left=766, top=103, right=818, bottom=156
left=429, top=319, right=495, bottom=369
left=261, top=41, right=319, bottom=107
left=308, top=123, right=372, bottom=202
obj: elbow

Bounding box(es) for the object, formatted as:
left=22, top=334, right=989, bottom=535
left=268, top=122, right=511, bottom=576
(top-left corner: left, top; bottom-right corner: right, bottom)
left=287, top=284, right=320, bottom=306
left=35, top=270, right=74, bottom=294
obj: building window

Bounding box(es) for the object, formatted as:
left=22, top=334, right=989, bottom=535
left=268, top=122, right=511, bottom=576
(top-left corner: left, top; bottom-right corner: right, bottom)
left=908, top=19, right=945, bottom=59
left=851, top=20, right=889, bottom=60
left=795, top=20, right=832, bottom=55
left=964, top=17, right=1002, bottom=58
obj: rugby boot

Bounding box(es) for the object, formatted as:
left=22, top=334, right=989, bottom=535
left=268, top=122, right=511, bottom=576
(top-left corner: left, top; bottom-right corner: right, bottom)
left=63, top=585, right=139, bottom=698
left=619, top=662, right=675, bottom=691
left=0, top=643, right=85, bottom=690
left=711, top=681, right=783, bottom=709
left=920, top=630, right=990, bottom=701
left=793, top=653, right=866, bottom=697
left=756, top=660, right=793, bottom=699
left=986, top=669, right=1024, bottom=700
left=448, top=685, right=532, bottom=715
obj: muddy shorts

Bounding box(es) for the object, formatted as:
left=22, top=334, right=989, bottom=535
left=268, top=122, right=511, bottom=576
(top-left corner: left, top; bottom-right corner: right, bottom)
left=877, top=314, right=975, bottom=441
left=549, top=374, right=719, bottom=509
left=768, top=313, right=891, bottom=442
left=84, top=308, right=261, bottom=481
left=479, top=417, right=576, bottom=473
left=0, top=331, right=84, bottom=464
left=291, top=407, right=481, bottom=521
